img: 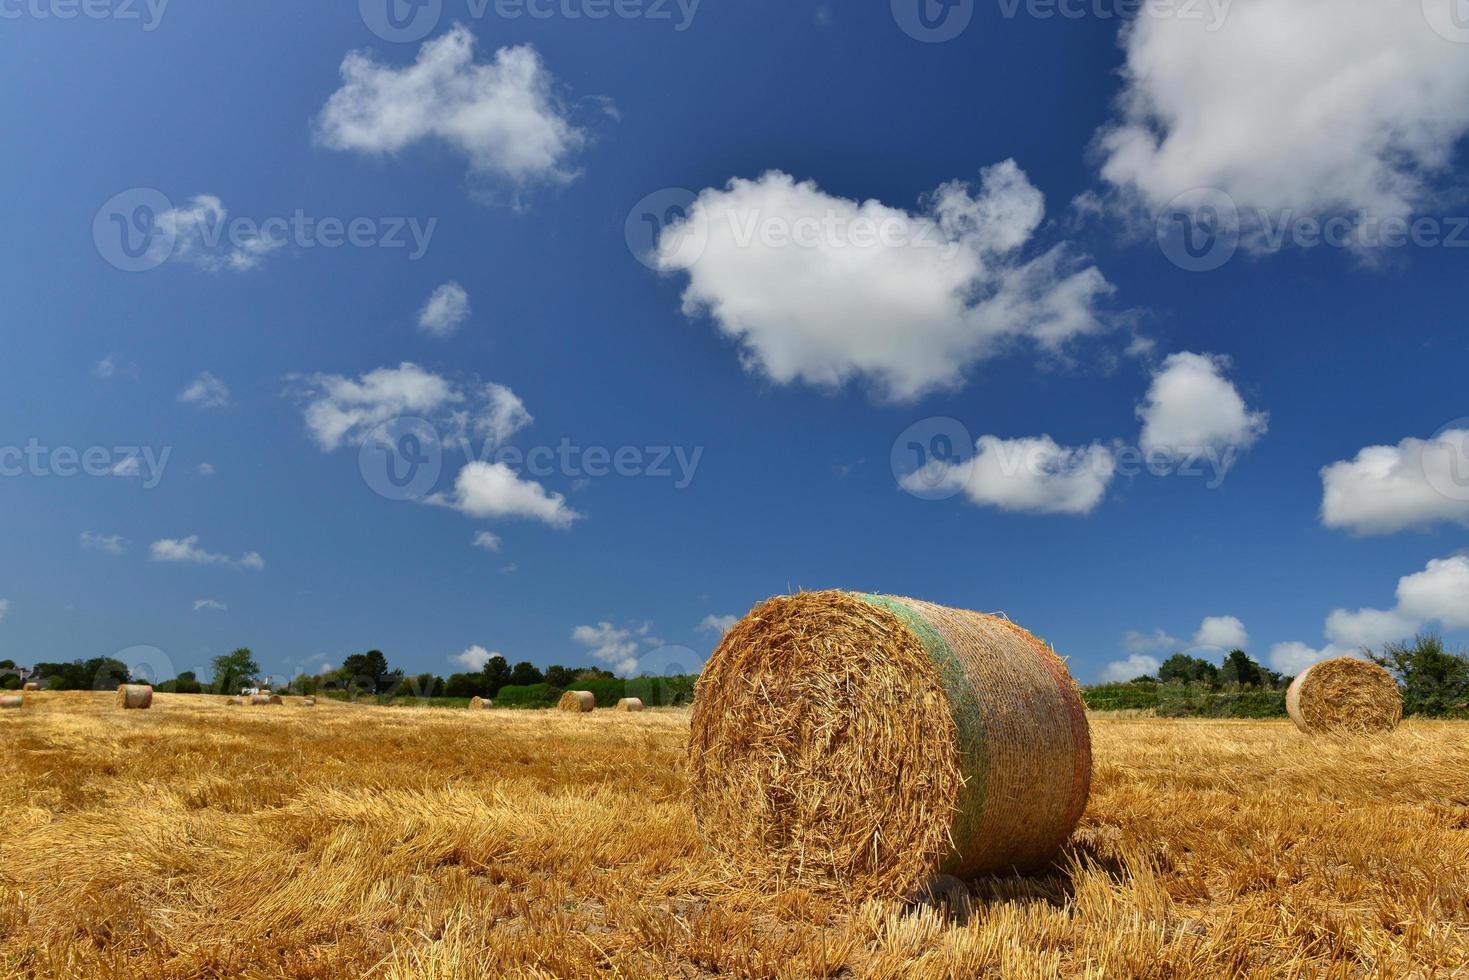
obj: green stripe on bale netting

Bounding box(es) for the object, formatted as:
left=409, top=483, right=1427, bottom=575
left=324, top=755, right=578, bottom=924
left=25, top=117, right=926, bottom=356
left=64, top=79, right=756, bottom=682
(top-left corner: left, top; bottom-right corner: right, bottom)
left=853, top=593, right=988, bottom=873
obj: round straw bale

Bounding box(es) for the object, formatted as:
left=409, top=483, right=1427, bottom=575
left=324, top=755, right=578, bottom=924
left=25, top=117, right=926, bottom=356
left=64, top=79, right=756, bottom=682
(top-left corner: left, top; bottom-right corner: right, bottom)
left=689, top=591, right=1092, bottom=898
left=226, top=697, right=243, bottom=706
left=249, top=694, right=271, bottom=706
left=469, top=696, right=492, bottom=710
left=268, top=694, right=284, bottom=705
left=558, top=690, right=595, bottom=712
left=0, top=695, right=23, bottom=710
left=615, top=697, right=644, bottom=712
left=1285, top=656, right=1401, bottom=734
left=117, top=684, right=153, bottom=710
left=302, top=697, right=317, bottom=707
left=23, top=682, right=40, bottom=692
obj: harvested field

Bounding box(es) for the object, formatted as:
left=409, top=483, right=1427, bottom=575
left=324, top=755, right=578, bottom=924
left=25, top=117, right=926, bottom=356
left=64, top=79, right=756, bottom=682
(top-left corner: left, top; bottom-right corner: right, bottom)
left=2, top=692, right=1467, bottom=977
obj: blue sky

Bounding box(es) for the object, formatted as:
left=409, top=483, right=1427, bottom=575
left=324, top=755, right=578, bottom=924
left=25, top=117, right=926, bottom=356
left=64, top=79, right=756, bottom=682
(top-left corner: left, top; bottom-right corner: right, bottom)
left=3, top=0, right=1468, bottom=685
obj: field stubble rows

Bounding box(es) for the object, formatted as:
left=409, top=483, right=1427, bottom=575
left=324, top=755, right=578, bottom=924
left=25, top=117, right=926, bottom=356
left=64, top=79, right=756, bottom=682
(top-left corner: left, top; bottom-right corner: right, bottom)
left=1, top=692, right=1467, bottom=978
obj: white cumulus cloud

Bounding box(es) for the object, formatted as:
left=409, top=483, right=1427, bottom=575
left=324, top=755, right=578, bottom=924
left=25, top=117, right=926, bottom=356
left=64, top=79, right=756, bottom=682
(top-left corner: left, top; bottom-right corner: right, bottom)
left=1192, top=615, right=1248, bottom=651
left=901, top=434, right=1115, bottom=515
left=698, top=614, right=739, bottom=635
left=1122, top=628, right=1180, bottom=655
left=193, top=599, right=228, bottom=613
left=80, top=532, right=126, bottom=555
left=1320, top=430, right=1469, bottom=535
left=315, top=27, right=586, bottom=193
left=1137, top=352, right=1266, bottom=460
left=431, top=461, right=579, bottom=529
left=150, top=536, right=264, bottom=571
left=154, top=195, right=283, bottom=272
left=418, top=282, right=471, bottom=337
left=655, top=162, right=1112, bottom=402
left=452, top=645, right=497, bottom=670
left=1096, top=0, right=1469, bottom=231
left=179, top=371, right=231, bottom=409
left=571, top=622, right=640, bottom=676
left=1102, top=653, right=1161, bottom=683
left=471, top=530, right=502, bottom=551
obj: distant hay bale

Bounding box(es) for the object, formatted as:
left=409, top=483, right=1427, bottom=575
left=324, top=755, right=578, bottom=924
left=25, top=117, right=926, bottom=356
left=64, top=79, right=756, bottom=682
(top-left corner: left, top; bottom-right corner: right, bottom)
left=302, top=697, right=317, bottom=707
left=689, top=591, right=1092, bottom=899
left=0, top=695, right=23, bottom=710
left=249, top=695, right=271, bottom=706
left=23, top=682, right=40, bottom=692
left=615, top=697, right=644, bottom=712
left=117, top=684, right=153, bottom=710
left=469, top=696, right=492, bottom=710
left=558, top=690, right=595, bottom=712
left=1286, top=656, right=1402, bottom=734
left=268, top=695, right=284, bottom=705
left=226, top=697, right=243, bottom=706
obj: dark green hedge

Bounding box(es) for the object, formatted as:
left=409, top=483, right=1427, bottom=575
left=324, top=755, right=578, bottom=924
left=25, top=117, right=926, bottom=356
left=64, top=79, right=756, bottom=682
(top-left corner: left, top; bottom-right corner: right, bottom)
left=494, top=683, right=564, bottom=709
left=1082, top=682, right=1288, bottom=718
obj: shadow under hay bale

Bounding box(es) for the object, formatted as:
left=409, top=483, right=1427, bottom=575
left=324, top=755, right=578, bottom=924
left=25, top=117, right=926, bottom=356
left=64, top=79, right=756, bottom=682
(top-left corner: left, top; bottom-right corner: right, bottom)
left=117, top=684, right=153, bottom=710
left=558, top=690, right=595, bottom=712
left=689, top=591, right=1091, bottom=900
left=1286, top=656, right=1402, bottom=734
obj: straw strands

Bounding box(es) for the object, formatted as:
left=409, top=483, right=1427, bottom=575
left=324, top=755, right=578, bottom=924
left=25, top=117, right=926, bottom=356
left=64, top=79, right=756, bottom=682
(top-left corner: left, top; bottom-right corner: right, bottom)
left=1286, top=656, right=1403, bottom=734
left=558, top=691, right=595, bottom=712
left=117, top=685, right=153, bottom=710
left=689, top=591, right=1091, bottom=898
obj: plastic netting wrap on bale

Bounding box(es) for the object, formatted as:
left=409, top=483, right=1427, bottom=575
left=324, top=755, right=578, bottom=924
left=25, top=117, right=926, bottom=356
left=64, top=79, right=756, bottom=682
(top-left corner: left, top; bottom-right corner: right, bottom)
left=469, top=696, right=492, bottom=710
left=558, top=690, right=595, bottom=712
left=0, top=695, right=23, bottom=710
left=117, top=685, right=153, bottom=709
left=688, top=591, right=1092, bottom=899
left=616, top=698, right=644, bottom=712
left=1286, top=657, right=1402, bottom=734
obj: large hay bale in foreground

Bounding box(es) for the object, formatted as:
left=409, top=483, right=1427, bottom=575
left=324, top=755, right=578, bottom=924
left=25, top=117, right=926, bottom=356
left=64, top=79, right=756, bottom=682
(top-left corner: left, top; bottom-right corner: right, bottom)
left=117, top=685, right=153, bottom=710
left=0, top=695, right=23, bottom=710
left=558, top=690, right=595, bottom=712
left=615, top=697, right=644, bottom=712
left=689, top=591, right=1092, bottom=898
left=468, top=696, right=492, bottom=710
left=23, top=682, right=40, bottom=692
left=1286, top=656, right=1402, bottom=734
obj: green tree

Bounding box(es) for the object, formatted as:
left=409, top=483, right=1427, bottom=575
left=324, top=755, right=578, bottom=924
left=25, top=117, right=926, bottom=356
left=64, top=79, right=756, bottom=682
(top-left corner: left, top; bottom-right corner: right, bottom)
left=1218, top=649, right=1279, bottom=688
left=509, top=661, right=544, bottom=687
left=1369, top=633, right=1469, bottom=718
left=210, top=648, right=260, bottom=694
left=544, top=665, right=575, bottom=689
left=340, top=650, right=402, bottom=695
left=1158, top=653, right=1220, bottom=686
left=444, top=672, right=486, bottom=698
left=482, top=655, right=511, bottom=696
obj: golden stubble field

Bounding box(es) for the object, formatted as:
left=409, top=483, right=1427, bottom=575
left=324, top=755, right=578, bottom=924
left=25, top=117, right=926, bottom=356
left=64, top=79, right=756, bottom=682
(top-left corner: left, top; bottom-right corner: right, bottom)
left=2, top=692, right=1467, bottom=978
